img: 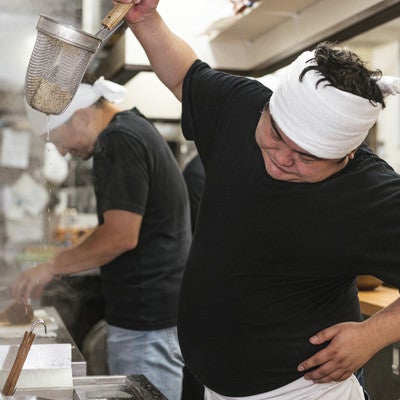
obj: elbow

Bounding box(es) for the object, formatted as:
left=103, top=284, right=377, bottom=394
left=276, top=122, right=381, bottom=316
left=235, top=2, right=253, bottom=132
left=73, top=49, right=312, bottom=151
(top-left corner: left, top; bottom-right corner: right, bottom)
left=171, top=81, right=184, bottom=102
left=118, top=235, right=138, bottom=253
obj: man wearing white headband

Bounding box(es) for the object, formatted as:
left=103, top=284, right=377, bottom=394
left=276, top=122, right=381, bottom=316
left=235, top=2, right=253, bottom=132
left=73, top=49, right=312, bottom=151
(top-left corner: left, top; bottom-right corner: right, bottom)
left=14, top=76, right=191, bottom=400
left=87, top=2, right=400, bottom=400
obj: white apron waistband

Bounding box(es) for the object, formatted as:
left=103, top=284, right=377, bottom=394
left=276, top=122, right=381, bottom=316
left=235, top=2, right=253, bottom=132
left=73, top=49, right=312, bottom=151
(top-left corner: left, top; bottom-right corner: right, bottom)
left=204, top=375, right=365, bottom=400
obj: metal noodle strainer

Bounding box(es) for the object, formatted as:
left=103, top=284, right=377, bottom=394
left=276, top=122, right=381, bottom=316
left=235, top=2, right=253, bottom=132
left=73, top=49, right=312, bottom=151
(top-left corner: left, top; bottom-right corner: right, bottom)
left=24, top=3, right=134, bottom=115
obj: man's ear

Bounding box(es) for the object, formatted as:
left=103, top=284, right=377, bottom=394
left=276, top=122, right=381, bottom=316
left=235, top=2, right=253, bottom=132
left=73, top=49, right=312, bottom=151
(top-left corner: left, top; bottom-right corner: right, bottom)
left=74, top=108, right=89, bottom=126
left=348, top=149, right=357, bottom=160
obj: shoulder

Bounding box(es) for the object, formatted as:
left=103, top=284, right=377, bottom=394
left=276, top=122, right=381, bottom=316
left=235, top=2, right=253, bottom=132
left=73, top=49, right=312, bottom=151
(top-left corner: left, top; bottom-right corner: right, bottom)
left=110, top=108, right=155, bottom=132
left=101, top=109, right=159, bottom=143
left=354, top=145, right=398, bottom=175
left=346, top=145, right=400, bottom=195
left=185, top=60, right=272, bottom=98
left=183, top=154, right=205, bottom=178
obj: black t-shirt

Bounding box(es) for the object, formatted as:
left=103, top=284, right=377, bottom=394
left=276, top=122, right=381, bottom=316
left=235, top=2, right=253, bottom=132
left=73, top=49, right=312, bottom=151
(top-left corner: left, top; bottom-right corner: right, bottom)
left=178, top=60, right=400, bottom=396
left=93, top=108, right=191, bottom=330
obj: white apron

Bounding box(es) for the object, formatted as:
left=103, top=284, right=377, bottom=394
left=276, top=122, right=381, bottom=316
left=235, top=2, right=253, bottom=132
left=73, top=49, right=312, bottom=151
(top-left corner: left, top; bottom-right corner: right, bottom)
left=204, top=375, right=365, bottom=400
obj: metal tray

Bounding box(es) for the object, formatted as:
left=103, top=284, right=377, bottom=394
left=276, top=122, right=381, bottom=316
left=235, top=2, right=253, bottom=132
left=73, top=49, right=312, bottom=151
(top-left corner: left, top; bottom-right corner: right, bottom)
left=73, top=375, right=167, bottom=400
left=7, top=375, right=167, bottom=400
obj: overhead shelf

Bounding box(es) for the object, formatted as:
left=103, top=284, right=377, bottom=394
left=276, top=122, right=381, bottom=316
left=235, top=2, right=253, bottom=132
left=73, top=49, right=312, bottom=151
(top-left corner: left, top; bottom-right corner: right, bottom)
left=92, top=0, right=400, bottom=82
left=203, top=0, right=320, bottom=42
left=206, top=0, right=400, bottom=75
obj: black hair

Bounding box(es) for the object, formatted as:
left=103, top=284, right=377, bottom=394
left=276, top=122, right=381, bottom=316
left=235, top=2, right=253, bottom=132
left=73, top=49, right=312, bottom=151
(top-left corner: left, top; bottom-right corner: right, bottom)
left=299, top=41, right=385, bottom=108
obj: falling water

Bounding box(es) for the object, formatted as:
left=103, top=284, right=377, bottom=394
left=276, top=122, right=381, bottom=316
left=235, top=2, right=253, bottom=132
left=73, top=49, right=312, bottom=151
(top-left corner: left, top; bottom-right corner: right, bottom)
left=46, top=115, right=50, bottom=141
left=43, top=114, right=51, bottom=249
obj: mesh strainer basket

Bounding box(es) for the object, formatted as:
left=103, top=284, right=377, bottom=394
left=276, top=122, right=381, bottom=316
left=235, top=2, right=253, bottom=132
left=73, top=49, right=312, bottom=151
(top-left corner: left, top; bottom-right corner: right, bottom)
left=24, top=15, right=101, bottom=115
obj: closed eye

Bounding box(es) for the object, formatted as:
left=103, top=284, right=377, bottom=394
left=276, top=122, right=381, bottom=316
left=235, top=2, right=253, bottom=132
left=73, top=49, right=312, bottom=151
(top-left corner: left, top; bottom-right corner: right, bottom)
left=298, top=154, right=319, bottom=163
left=270, top=113, right=323, bottom=162
left=269, top=116, right=283, bottom=141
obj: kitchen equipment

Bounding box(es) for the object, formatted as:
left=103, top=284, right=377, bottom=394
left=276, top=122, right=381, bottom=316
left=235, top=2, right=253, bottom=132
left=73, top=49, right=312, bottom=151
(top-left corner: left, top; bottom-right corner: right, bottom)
left=0, top=308, right=57, bottom=339
left=0, top=343, right=73, bottom=398
left=0, top=287, right=11, bottom=302
left=5, top=375, right=168, bottom=400
left=2, top=320, right=46, bottom=395
left=73, top=375, right=168, bottom=400
left=357, top=275, right=383, bottom=291
left=24, top=3, right=134, bottom=115
left=0, top=302, right=33, bottom=326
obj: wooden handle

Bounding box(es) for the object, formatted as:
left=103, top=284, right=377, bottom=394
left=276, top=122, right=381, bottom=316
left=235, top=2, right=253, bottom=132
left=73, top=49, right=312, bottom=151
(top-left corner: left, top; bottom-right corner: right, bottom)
left=101, top=3, right=134, bottom=30
left=2, top=331, right=35, bottom=395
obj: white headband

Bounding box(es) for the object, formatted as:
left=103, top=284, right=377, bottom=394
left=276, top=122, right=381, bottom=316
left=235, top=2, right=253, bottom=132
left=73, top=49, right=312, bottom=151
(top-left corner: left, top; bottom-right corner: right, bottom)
left=25, top=76, right=127, bottom=136
left=269, top=50, right=400, bottom=159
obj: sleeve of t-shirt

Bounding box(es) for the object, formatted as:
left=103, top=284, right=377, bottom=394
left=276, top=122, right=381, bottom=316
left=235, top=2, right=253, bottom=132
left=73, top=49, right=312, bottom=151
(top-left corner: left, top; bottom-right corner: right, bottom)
left=181, top=60, right=271, bottom=168
left=356, top=177, right=400, bottom=289
left=94, top=131, right=150, bottom=216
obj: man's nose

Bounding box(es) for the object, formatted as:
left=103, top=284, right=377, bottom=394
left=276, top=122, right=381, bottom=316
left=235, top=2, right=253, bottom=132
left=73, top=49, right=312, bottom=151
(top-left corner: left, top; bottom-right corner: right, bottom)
left=275, top=144, right=294, bottom=166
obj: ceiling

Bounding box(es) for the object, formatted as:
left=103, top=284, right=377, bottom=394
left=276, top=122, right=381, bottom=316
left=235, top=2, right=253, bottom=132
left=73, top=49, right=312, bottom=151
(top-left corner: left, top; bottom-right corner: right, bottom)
left=204, top=0, right=321, bottom=41
left=91, top=0, right=400, bottom=82
left=207, top=0, right=400, bottom=75
left=345, top=14, right=400, bottom=45
left=1, top=0, right=400, bottom=120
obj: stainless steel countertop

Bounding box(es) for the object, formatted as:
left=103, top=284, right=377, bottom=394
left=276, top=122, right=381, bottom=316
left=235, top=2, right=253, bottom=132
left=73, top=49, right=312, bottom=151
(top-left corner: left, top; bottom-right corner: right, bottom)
left=0, top=303, right=86, bottom=377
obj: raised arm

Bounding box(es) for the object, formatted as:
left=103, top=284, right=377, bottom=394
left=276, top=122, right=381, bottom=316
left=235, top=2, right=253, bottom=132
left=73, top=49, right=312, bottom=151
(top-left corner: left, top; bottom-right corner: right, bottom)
left=114, top=0, right=197, bottom=101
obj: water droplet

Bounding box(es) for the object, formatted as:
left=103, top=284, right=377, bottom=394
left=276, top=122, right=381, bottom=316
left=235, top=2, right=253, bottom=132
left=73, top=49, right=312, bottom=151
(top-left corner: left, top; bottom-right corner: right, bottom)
left=46, top=115, right=50, bottom=141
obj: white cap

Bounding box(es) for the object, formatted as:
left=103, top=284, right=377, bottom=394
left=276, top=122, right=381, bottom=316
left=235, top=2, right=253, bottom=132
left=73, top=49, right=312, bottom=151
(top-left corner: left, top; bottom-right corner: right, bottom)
left=25, top=76, right=127, bottom=136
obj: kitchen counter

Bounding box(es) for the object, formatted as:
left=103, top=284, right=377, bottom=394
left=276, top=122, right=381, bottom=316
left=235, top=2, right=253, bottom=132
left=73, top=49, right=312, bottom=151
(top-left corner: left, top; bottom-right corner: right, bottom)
left=358, top=285, right=400, bottom=316
left=358, top=286, right=400, bottom=399
left=0, top=304, right=86, bottom=376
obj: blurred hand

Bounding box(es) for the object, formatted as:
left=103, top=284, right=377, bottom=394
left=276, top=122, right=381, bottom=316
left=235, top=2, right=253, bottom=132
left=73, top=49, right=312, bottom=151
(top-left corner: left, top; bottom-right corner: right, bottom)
left=12, top=262, right=55, bottom=304
left=297, top=321, right=379, bottom=383
left=112, top=0, right=159, bottom=25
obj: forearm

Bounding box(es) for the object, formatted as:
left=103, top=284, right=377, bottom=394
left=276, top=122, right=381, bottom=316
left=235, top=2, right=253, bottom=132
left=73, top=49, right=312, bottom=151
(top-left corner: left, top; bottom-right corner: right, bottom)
left=49, top=226, right=131, bottom=276
left=12, top=210, right=140, bottom=303
left=128, top=11, right=197, bottom=100
left=363, top=296, right=400, bottom=350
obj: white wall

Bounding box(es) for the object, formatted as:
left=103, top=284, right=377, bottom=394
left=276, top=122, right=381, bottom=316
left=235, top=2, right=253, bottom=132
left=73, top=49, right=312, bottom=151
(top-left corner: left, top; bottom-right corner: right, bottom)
left=372, top=42, right=400, bottom=172
left=120, top=0, right=229, bottom=118
left=119, top=72, right=182, bottom=120
left=124, top=0, right=228, bottom=67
